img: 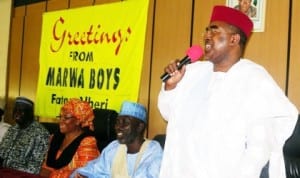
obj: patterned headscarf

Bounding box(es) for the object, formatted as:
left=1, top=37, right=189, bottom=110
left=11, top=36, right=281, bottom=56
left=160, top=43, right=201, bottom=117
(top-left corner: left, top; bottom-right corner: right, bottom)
left=61, top=98, right=94, bottom=131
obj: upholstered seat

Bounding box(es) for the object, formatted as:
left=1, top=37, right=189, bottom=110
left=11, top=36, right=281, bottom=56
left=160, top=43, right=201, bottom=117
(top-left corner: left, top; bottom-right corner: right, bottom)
left=283, top=114, right=300, bottom=178
left=153, top=134, right=166, bottom=149
left=92, top=108, right=118, bottom=151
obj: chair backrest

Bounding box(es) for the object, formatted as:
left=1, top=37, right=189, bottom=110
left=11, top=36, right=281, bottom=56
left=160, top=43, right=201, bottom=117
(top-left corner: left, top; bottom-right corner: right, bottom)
left=153, top=134, right=166, bottom=149
left=93, top=108, right=118, bottom=151
left=283, top=114, right=300, bottom=178
left=41, top=122, right=59, bottom=134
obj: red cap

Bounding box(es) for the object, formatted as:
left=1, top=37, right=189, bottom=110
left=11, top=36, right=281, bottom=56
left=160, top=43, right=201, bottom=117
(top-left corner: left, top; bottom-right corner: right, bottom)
left=210, top=5, right=253, bottom=38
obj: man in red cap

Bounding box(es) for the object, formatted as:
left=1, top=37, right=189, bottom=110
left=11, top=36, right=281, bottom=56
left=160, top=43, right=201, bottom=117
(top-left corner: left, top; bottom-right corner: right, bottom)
left=158, top=5, right=298, bottom=178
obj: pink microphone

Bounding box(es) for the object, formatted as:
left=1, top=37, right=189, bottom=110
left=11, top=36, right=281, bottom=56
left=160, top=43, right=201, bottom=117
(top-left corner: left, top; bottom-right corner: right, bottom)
left=160, top=45, right=204, bottom=82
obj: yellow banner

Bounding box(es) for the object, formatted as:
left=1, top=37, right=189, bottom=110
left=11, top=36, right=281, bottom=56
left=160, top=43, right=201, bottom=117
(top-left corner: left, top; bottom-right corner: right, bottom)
left=36, top=0, right=149, bottom=118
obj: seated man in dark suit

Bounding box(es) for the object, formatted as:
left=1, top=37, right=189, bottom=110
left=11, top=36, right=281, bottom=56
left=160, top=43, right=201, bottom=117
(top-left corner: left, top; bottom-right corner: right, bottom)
left=0, top=97, right=50, bottom=174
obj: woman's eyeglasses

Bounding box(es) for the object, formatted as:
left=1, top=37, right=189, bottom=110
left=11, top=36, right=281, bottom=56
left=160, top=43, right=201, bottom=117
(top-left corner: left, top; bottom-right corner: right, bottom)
left=56, top=115, right=74, bottom=121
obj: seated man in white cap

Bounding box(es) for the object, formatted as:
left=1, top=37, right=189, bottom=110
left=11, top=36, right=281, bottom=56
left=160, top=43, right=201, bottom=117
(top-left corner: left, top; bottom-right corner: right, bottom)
left=0, top=97, right=50, bottom=174
left=71, top=101, right=163, bottom=178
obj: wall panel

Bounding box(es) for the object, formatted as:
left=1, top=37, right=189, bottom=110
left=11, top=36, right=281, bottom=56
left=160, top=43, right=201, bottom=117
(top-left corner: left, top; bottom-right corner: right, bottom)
left=148, top=0, right=194, bottom=138
left=13, top=6, right=26, bottom=17
left=6, top=16, right=24, bottom=123
left=26, top=1, right=46, bottom=15
left=69, top=0, right=93, bottom=8
left=20, top=2, right=46, bottom=100
left=94, top=0, right=120, bottom=5
left=288, top=0, right=300, bottom=110
left=46, top=0, right=69, bottom=11
left=137, top=0, right=154, bottom=113
left=0, top=0, right=12, bottom=107
left=244, top=1, right=290, bottom=91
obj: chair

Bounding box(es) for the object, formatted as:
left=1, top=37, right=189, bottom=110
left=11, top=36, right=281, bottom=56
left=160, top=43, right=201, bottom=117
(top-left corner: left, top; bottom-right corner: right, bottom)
left=153, top=134, right=166, bottom=149
left=41, top=122, right=59, bottom=134
left=93, top=108, right=118, bottom=151
left=283, top=114, right=300, bottom=178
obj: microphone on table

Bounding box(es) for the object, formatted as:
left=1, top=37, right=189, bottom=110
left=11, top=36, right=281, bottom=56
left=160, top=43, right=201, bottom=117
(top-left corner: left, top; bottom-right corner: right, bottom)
left=160, top=45, right=204, bottom=82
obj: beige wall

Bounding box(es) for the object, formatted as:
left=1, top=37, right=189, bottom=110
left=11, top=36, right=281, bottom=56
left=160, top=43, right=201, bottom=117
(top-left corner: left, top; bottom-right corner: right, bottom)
left=4, top=0, right=300, bottom=138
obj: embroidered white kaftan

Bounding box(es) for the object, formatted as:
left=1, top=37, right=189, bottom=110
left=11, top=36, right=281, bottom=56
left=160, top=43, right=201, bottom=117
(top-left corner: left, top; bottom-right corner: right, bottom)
left=158, top=59, right=298, bottom=178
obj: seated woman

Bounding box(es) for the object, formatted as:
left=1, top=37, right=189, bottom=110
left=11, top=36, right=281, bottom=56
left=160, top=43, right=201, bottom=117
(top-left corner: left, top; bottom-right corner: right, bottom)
left=40, top=98, right=100, bottom=178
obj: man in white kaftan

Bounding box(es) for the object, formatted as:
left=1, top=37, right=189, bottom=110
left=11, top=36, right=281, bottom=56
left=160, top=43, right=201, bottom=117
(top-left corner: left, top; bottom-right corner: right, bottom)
left=158, top=6, right=298, bottom=178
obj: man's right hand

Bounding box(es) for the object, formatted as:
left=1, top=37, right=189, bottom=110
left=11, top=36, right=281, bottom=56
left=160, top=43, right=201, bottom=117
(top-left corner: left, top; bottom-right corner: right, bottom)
left=163, top=60, right=186, bottom=90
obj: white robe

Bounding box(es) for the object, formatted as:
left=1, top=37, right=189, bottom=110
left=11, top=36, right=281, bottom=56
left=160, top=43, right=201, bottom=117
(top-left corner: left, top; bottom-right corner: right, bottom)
left=158, top=59, right=298, bottom=178
left=0, top=119, right=10, bottom=142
